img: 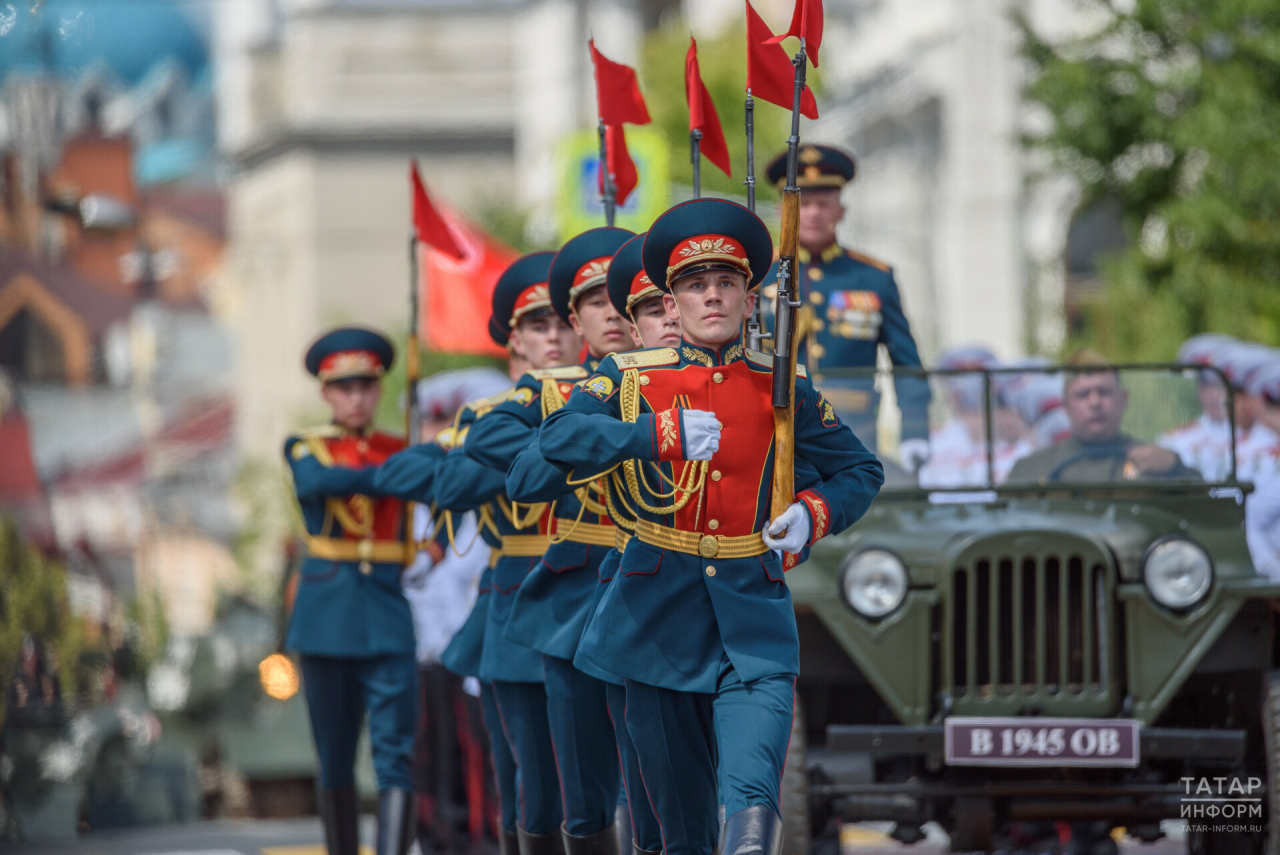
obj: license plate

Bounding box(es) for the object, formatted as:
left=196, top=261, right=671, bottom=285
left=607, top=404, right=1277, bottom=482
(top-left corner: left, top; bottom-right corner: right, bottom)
left=944, top=717, right=1139, bottom=767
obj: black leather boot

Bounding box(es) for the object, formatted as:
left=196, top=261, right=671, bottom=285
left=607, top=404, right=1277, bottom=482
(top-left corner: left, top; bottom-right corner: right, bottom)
left=501, top=827, right=522, bottom=855
left=376, top=788, right=416, bottom=855
left=563, top=822, right=618, bottom=855
left=318, top=785, right=360, bottom=855
left=518, top=825, right=567, bottom=855
left=614, top=804, right=633, bottom=855
left=720, top=806, right=782, bottom=855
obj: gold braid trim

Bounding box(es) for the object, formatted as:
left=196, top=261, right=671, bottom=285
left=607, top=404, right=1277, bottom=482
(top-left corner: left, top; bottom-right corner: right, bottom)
left=301, top=434, right=375, bottom=537
left=605, top=471, right=637, bottom=532
left=618, top=368, right=707, bottom=515
left=496, top=495, right=547, bottom=530
left=541, top=377, right=569, bottom=420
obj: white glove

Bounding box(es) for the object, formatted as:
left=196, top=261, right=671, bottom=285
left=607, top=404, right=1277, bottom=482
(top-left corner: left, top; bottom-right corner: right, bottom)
left=762, top=502, right=811, bottom=554
left=401, top=556, right=432, bottom=590
left=899, top=438, right=931, bottom=474
left=680, top=409, right=721, bottom=461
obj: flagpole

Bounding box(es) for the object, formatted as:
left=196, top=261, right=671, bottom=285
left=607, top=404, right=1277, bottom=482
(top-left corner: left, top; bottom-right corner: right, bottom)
left=744, top=90, right=756, bottom=212
left=690, top=129, right=703, bottom=199
left=744, top=89, right=765, bottom=352
left=598, top=119, right=617, bottom=226
left=404, top=229, right=421, bottom=566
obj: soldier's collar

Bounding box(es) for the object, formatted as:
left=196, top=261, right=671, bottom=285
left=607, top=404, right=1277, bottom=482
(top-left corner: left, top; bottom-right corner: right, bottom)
left=330, top=421, right=371, bottom=438
left=797, top=243, right=843, bottom=265
left=678, top=332, right=746, bottom=368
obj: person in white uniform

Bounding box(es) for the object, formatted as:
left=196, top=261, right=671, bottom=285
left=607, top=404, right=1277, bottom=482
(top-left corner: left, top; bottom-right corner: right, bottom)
left=405, top=367, right=513, bottom=854
left=1243, top=357, right=1280, bottom=580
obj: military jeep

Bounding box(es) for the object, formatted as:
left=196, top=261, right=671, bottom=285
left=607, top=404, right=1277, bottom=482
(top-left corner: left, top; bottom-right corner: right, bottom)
left=786, top=364, right=1280, bottom=855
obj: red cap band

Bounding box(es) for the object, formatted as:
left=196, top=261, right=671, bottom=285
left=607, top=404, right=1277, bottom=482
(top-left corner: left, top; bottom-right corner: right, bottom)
left=666, top=234, right=752, bottom=283
left=318, top=350, right=384, bottom=381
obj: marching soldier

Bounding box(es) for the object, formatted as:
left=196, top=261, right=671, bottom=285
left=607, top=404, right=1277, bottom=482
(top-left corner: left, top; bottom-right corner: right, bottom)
left=284, top=327, right=417, bottom=855
left=504, top=229, right=661, bottom=855
left=446, top=253, right=583, bottom=855
left=471, top=228, right=636, bottom=855
left=539, top=199, right=885, bottom=855
left=761, top=144, right=931, bottom=467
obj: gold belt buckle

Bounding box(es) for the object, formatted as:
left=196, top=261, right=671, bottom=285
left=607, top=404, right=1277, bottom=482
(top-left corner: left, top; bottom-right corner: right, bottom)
left=358, top=539, right=374, bottom=575
left=698, top=535, right=719, bottom=559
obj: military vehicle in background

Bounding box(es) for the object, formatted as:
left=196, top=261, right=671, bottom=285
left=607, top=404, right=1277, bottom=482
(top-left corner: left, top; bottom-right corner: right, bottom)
left=784, top=365, right=1280, bottom=855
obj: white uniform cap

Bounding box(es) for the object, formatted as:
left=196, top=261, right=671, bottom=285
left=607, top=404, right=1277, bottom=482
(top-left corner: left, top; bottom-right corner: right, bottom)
left=416, top=368, right=512, bottom=420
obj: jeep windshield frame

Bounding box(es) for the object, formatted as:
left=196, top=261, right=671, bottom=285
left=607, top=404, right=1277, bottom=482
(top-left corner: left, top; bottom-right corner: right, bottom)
left=813, top=363, right=1240, bottom=498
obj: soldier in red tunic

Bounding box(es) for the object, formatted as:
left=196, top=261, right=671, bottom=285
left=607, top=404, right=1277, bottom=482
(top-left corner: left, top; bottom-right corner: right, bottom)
left=284, top=326, right=418, bottom=855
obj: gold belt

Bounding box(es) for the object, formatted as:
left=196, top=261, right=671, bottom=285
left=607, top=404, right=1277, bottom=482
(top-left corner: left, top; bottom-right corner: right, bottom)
left=500, top=534, right=549, bottom=557
left=615, top=529, right=632, bottom=551
left=551, top=518, right=617, bottom=548
left=305, top=536, right=409, bottom=567
left=634, top=519, right=768, bottom=560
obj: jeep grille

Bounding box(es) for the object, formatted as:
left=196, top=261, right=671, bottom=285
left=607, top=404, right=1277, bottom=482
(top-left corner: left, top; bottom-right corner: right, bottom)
left=943, top=537, right=1120, bottom=716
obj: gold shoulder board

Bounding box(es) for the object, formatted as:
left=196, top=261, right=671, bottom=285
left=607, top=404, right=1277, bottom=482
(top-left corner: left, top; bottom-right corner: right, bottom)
left=610, top=348, right=679, bottom=370
left=845, top=249, right=891, bottom=272
left=528, top=366, right=589, bottom=380
left=745, top=349, right=807, bottom=378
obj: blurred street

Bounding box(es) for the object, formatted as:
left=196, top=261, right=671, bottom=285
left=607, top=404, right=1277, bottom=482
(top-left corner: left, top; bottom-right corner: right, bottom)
left=0, top=820, right=1194, bottom=855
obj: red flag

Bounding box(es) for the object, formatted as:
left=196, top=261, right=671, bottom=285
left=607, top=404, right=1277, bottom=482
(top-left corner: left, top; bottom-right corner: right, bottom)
left=420, top=206, right=517, bottom=356
left=410, top=161, right=464, bottom=260
left=598, top=124, right=639, bottom=206
left=765, top=0, right=824, bottom=67
left=685, top=37, right=732, bottom=178
left=746, top=0, right=818, bottom=118
left=589, top=40, right=651, bottom=126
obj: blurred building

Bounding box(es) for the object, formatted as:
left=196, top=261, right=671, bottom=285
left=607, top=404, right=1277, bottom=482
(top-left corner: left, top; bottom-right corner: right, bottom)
left=215, top=0, right=644, bottom=459
left=0, top=0, right=240, bottom=636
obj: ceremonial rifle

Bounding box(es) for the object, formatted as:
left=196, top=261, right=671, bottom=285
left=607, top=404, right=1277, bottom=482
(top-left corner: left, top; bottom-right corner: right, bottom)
left=770, top=45, right=808, bottom=521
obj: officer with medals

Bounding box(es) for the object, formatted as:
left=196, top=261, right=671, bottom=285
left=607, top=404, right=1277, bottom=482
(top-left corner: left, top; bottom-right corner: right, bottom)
left=476, top=228, right=636, bottom=855
left=761, top=144, right=931, bottom=468
left=283, top=327, right=418, bottom=855
left=507, top=231, right=665, bottom=855
left=539, top=199, right=885, bottom=855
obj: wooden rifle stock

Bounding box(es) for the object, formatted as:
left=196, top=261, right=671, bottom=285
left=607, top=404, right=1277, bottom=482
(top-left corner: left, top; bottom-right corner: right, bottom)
left=770, top=188, right=800, bottom=521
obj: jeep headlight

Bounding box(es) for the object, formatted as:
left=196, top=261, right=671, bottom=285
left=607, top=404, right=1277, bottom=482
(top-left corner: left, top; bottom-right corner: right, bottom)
left=1143, top=537, right=1212, bottom=610
left=842, top=549, right=907, bottom=618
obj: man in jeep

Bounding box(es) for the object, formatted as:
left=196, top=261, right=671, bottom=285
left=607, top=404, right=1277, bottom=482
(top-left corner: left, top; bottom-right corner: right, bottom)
left=1006, top=351, right=1199, bottom=485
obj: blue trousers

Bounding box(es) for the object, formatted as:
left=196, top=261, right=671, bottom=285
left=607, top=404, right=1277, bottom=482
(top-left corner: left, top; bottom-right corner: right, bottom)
left=624, top=661, right=795, bottom=855
left=606, top=682, right=663, bottom=852
left=492, top=680, right=564, bottom=835
left=481, top=681, right=519, bottom=834
left=300, top=653, right=418, bottom=791
left=543, top=655, right=621, bottom=836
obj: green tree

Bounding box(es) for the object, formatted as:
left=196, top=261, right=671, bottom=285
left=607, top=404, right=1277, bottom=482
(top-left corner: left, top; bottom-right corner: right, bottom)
left=1021, top=0, right=1280, bottom=359
left=0, top=521, right=99, bottom=726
